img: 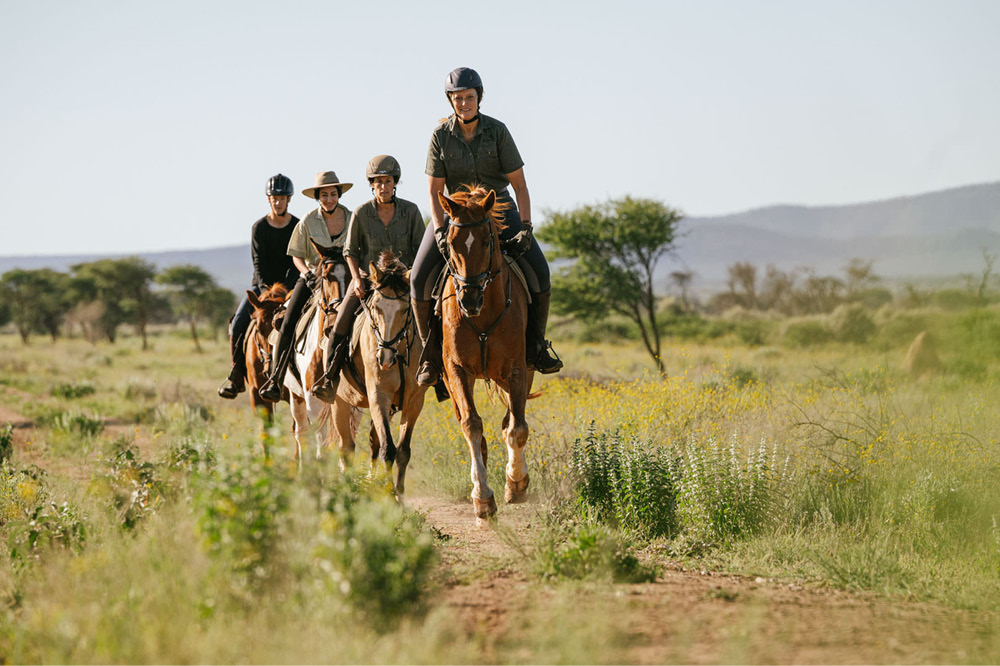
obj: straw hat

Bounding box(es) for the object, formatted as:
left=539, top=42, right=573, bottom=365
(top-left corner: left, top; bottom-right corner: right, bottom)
left=301, top=171, right=353, bottom=198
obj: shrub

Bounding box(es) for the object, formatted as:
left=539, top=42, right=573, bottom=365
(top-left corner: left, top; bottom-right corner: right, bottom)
left=782, top=319, right=833, bottom=348
left=569, top=427, right=680, bottom=539
left=677, top=434, right=792, bottom=542
left=534, top=521, right=657, bottom=583
left=51, top=382, right=96, bottom=399
left=50, top=410, right=104, bottom=437
left=91, top=437, right=168, bottom=530
left=0, top=424, right=12, bottom=466
left=312, top=476, right=437, bottom=630
left=1, top=464, right=86, bottom=567
left=830, top=304, right=876, bottom=344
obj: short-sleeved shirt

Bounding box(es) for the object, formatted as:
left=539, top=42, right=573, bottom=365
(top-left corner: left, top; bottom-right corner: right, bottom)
left=343, top=198, right=425, bottom=271
left=251, top=214, right=300, bottom=290
left=286, top=204, right=351, bottom=271
left=425, top=114, right=524, bottom=196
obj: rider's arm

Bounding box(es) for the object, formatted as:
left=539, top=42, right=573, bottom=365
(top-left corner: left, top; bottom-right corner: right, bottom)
left=506, top=168, right=532, bottom=224
left=346, top=255, right=367, bottom=299
left=428, top=175, right=447, bottom=229
left=292, top=256, right=309, bottom=275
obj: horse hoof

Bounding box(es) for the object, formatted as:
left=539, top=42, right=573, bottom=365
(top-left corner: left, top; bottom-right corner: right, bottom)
left=505, top=474, right=530, bottom=504
left=473, top=495, right=497, bottom=520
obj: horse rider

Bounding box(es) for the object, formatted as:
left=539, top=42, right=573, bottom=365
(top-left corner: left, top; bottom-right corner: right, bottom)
left=410, top=66, right=563, bottom=388
left=218, top=174, right=300, bottom=400
left=258, top=171, right=353, bottom=403
left=312, top=154, right=425, bottom=396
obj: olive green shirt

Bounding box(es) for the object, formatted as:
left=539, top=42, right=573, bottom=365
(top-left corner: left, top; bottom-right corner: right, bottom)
left=425, top=114, right=524, bottom=196
left=286, top=204, right=351, bottom=271
left=343, top=198, right=425, bottom=271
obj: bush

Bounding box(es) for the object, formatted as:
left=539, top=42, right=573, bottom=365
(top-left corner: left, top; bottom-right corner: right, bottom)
left=830, top=304, right=876, bottom=344
left=677, top=435, right=792, bottom=542
left=533, top=521, right=657, bottom=583
left=50, top=410, right=104, bottom=437
left=51, top=382, right=96, bottom=399
left=570, top=428, right=680, bottom=539
left=0, top=424, right=12, bottom=466
left=312, top=475, right=437, bottom=630
left=91, top=437, right=168, bottom=530
left=782, top=319, right=833, bottom=348
left=0, top=464, right=86, bottom=567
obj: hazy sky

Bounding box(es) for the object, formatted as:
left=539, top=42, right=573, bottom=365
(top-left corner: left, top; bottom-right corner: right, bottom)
left=2, top=0, right=998, bottom=256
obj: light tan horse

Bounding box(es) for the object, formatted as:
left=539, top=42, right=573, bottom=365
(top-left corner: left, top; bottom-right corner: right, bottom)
left=332, top=251, right=427, bottom=497
left=437, top=188, right=534, bottom=524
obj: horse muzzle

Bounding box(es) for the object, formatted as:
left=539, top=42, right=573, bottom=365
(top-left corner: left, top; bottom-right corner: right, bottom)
left=458, top=287, right=484, bottom=317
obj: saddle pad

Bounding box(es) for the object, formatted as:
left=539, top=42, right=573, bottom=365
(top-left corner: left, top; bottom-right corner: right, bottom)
left=295, top=296, right=319, bottom=343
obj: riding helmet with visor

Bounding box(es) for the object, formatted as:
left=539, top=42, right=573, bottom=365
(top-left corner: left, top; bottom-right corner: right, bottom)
left=265, top=173, right=294, bottom=197
left=445, top=67, right=484, bottom=103
left=366, top=155, right=401, bottom=184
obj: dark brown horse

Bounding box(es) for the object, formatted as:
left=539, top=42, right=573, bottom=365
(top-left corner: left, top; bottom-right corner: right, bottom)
left=438, top=187, right=534, bottom=524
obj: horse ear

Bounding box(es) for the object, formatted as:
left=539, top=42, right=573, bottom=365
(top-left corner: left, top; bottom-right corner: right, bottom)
left=312, top=241, right=335, bottom=258
left=369, top=261, right=383, bottom=283
left=402, top=269, right=411, bottom=284
left=438, top=191, right=457, bottom=217
left=484, top=190, right=496, bottom=212
left=247, top=290, right=262, bottom=309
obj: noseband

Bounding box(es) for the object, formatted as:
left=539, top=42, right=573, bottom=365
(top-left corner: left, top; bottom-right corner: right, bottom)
left=445, top=215, right=497, bottom=303
left=360, top=283, right=413, bottom=368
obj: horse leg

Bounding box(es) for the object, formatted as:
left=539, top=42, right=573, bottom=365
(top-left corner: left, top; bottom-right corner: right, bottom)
left=447, top=369, right=495, bottom=523
left=303, top=393, right=328, bottom=461
left=289, top=394, right=308, bottom=467
left=503, top=370, right=530, bottom=503
left=368, top=391, right=397, bottom=480
left=331, top=395, right=356, bottom=472
left=393, top=388, right=426, bottom=501
left=368, top=422, right=379, bottom=475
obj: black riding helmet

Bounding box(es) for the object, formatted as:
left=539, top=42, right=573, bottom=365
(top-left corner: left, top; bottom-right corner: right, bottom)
left=265, top=173, right=294, bottom=197
left=445, top=67, right=484, bottom=103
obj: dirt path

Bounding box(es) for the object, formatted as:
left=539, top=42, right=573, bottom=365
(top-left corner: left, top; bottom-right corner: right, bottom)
left=410, top=494, right=998, bottom=664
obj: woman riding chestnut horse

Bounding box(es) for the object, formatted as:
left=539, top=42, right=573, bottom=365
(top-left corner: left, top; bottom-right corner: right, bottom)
left=410, top=67, right=562, bottom=389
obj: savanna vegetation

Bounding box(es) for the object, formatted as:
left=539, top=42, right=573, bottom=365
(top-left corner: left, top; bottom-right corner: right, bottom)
left=2, top=226, right=1000, bottom=662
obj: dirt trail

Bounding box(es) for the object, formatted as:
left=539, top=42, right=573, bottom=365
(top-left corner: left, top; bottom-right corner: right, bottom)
left=409, top=494, right=997, bottom=664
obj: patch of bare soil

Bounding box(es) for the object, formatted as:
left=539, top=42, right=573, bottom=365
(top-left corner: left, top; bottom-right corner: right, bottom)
left=410, top=495, right=998, bottom=664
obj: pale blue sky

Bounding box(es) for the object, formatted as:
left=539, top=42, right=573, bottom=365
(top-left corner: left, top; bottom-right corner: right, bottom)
left=1, top=0, right=998, bottom=256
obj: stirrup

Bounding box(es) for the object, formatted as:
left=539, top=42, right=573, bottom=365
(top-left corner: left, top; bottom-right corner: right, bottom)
left=311, top=373, right=339, bottom=403
left=218, top=378, right=244, bottom=400
left=535, top=342, right=563, bottom=374
left=258, top=377, right=283, bottom=402
left=417, top=361, right=440, bottom=387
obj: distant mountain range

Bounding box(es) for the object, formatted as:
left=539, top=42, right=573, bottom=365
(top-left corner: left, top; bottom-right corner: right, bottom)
left=2, top=182, right=998, bottom=294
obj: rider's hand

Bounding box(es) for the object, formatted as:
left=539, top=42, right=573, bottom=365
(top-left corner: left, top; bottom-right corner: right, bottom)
left=303, top=271, right=320, bottom=291
left=434, top=225, right=450, bottom=259
left=353, top=282, right=368, bottom=300
left=501, top=221, right=533, bottom=258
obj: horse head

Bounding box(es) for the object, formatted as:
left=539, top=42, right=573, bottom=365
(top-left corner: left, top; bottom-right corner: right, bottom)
left=438, top=187, right=508, bottom=317
left=248, top=284, right=288, bottom=340
left=312, top=241, right=348, bottom=314
left=366, top=250, right=412, bottom=370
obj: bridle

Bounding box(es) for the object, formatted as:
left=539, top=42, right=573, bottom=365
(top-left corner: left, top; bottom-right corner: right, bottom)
left=360, top=281, right=414, bottom=368
left=444, top=211, right=514, bottom=370
left=317, top=255, right=347, bottom=328
left=359, top=277, right=414, bottom=413
left=445, top=214, right=500, bottom=305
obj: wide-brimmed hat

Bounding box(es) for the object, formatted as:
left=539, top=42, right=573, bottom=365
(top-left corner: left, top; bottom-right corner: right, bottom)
left=301, top=171, right=353, bottom=198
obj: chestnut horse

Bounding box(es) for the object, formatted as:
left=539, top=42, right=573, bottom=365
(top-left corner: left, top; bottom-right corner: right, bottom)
left=243, top=284, right=288, bottom=434
left=332, top=251, right=427, bottom=497
left=438, top=188, right=534, bottom=524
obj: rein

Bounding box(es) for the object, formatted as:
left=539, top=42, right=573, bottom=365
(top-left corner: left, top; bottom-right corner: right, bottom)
left=359, top=282, right=415, bottom=413
left=444, top=213, right=513, bottom=371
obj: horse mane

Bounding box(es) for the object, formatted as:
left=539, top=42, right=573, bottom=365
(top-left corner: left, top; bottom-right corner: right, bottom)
left=251, top=283, right=288, bottom=325
left=450, top=185, right=511, bottom=231
left=374, top=250, right=409, bottom=294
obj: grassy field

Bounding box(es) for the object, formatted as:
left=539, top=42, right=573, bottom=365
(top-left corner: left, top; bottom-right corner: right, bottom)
left=1, top=316, right=999, bottom=663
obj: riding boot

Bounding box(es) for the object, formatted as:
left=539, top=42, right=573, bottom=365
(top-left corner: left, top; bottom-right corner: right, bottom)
left=413, top=299, right=442, bottom=387
left=529, top=290, right=563, bottom=374
left=258, top=327, right=293, bottom=403
left=218, top=335, right=247, bottom=399
left=311, top=332, right=349, bottom=403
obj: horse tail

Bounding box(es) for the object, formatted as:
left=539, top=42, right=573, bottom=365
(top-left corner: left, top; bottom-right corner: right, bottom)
left=528, top=390, right=542, bottom=400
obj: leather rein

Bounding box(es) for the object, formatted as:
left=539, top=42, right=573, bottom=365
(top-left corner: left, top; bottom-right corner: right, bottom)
left=444, top=214, right=513, bottom=372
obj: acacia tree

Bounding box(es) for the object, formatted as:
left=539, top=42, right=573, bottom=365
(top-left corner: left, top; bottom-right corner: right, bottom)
left=156, top=264, right=234, bottom=351
left=71, top=258, right=158, bottom=347
left=0, top=268, right=73, bottom=344
left=537, top=196, right=683, bottom=374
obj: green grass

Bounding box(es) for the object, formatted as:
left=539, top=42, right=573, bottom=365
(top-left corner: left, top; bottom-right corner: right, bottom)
left=1, top=312, right=999, bottom=661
